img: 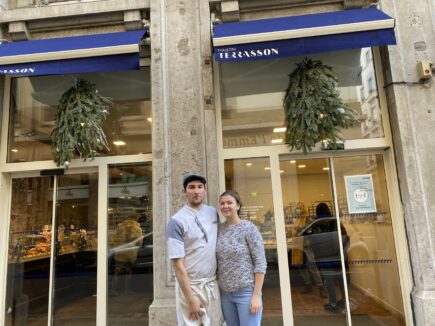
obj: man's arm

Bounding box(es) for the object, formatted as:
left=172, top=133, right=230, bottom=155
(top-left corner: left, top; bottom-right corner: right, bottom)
left=171, top=258, right=203, bottom=320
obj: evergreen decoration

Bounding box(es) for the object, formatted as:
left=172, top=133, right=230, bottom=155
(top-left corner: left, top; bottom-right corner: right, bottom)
left=51, top=78, right=111, bottom=166
left=283, top=58, right=358, bottom=153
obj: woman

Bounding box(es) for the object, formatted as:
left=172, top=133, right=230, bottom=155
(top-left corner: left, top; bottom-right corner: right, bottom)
left=216, top=190, right=267, bottom=326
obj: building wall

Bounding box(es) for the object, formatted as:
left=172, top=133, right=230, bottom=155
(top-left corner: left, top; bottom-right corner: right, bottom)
left=378, top=1, right=435, bottom=325
left=148, top=0, right=218, bottom=324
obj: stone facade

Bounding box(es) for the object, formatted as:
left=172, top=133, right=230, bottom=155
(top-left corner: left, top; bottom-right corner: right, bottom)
left=378, top=1, right=435, bottom=325
left=0, top=0, right=433, bottom=325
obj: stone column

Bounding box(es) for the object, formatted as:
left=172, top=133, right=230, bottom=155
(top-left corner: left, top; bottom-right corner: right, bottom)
left=381, top=1, right=435, bottom=325
left=149, top=0, right=218, bottom=324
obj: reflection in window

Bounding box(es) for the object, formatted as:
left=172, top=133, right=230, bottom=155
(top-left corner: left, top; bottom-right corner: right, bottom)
left=220, top=48, right=384, bottom=149
left=8, top=70, right=151, bottom=163
left=107, top=163, right=153, bottom=325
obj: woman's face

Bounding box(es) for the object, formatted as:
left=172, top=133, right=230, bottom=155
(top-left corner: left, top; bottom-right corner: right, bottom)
left=219, top=195, right=240, bottom=218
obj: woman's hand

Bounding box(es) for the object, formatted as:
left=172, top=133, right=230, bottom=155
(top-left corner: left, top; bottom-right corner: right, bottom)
left=249, top=294, right=262, bottom=314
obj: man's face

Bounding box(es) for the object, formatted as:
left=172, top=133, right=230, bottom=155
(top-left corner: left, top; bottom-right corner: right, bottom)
left=184, top=180, right=206, bottom=208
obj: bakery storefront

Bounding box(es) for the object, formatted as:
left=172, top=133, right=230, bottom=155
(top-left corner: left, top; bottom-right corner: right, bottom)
left=0, top=30, right=153, bottom=325
left=213, top=8, right=413, bottom=326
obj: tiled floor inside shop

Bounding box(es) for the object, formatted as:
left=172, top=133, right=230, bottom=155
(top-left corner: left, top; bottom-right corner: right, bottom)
left=23, top=281, right=403, bottom=326
left=262, top=282, right=405, bottom=326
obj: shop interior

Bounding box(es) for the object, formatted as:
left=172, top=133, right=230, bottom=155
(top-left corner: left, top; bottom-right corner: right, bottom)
left=224, top=155, right=405, bottom=326
left=5, top=164, right=152, bottom=325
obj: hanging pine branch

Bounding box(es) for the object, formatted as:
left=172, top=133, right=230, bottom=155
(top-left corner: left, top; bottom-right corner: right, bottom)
left=283, top=58, right=358, bottom=153
left=51, top=78, right=111, bottom=166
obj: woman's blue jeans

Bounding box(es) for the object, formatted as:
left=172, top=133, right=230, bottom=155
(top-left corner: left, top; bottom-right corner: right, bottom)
left=220, top=287, right=262, bottom=326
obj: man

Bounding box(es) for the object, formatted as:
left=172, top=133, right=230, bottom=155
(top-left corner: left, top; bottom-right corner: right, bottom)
left=166, top=174, right=223, bottom=326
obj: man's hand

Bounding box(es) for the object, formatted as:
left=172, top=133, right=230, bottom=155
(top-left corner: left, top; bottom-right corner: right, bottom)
left=172, top=258, right=204, bottom=321
left=188, top=295, right=204, bottom=320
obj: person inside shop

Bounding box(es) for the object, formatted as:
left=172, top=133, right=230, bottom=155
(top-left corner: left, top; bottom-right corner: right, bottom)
left=308, top=202, right=350, bottom=313
left=166, top=174, right=224, bottom=326
left=112, top=214, right=143, bottom=294
left=290, top=202, right=326, bottom=298
left=315, top=202, right=332, bottom=218
left=322, top=222, right=349, bottom=313
left=217, top=190, right=267, bottom=326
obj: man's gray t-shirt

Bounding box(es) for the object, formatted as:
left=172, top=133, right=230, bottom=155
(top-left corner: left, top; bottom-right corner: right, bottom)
left=167, top=204, right=219, bottom=280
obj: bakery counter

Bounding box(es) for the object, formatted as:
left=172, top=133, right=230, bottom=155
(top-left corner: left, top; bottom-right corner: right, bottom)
left=10, top=248, right=97, bottom=273
left=21, top=247, right=96, bottom=263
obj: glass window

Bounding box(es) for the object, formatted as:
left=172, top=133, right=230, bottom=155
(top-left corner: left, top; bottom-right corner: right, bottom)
left=7, top=70, right=151, bottom=163
left=333, top=155, right=405, bottom=325
left=219, top=48, right=384, bottom=149
left=107, top=163, right=153, bottom=325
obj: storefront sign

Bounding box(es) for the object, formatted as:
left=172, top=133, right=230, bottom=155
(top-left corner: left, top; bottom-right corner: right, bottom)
left=0, top=67, right=36, bottom=74
left=344, top=174, right=377, bottom=214
left=215, top=47, right=279, bottom=60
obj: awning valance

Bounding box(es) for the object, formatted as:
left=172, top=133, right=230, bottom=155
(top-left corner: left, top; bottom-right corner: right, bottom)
left=213, top=8, right=396, bottom=62
left=0, top=29, right=148, bottom=76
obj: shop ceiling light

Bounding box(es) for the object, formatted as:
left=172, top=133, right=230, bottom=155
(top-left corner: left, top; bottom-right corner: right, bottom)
left=113, top=140, right=126, bottom=146
left=147, top=117, right=152, bottom=123
left=298, top=164, right=306, bottom=168
left=264, top=167, right=271, bottom=170
left=271, top=139, right=283, bottom=144
left=11, top=148, right=18, bottom=152
left=323, top=167, right=330, bottom=170
left=290, top=160, right=296, bottom=164
left=273, top=127, right=286, bottom=133
left=246, top=162, right=252, bottom=167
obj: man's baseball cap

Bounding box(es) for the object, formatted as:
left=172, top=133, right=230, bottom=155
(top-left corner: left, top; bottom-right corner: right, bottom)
left=183, top=173, right=206, bottom=189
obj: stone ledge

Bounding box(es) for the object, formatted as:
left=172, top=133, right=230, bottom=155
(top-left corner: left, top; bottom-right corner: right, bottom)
left=0, top=0, right=150, bottom=23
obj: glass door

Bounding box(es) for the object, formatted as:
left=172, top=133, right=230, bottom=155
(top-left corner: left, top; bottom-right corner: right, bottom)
left=224, top=157, right=284, bottom=325
left=6, top=175, right=53, bottom=326
left=279, top=154, right=406, bottom=325
left=221, top=153, right=407, bottom=325
left=279, top=157, right=347, bottom=325
left=5, top=170, right=98, bottom=326
left=52, top=171, right=98, bottom=325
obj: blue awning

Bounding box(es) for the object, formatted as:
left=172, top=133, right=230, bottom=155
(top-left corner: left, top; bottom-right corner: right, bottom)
left=213, top=8, right=396, bottom=62
left=0, top=30, right=147, bottom=76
